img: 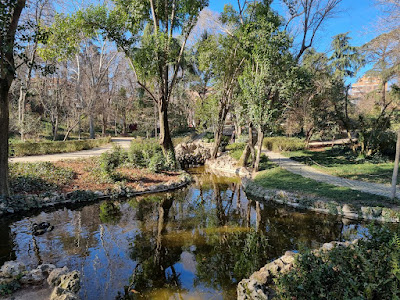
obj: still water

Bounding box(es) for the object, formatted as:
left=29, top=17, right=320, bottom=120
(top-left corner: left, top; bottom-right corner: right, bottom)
left=0, top=168, right=368, bottom=299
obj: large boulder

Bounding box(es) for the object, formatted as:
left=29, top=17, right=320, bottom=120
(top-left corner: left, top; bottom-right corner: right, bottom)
left=0, top=261, right=26, bottom=278
left=47, top=267, right=70, bottom=286
left=175, top=142, right=212, bottom=168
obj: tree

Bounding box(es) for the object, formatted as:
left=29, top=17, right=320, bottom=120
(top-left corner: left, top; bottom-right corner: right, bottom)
left=238, top=2, right=298, bottom=172
left=329, top=33, right=363, bottom=142
left=280, top=0, right=342, bottom=61
left=0, top=0, right=26, bottom=196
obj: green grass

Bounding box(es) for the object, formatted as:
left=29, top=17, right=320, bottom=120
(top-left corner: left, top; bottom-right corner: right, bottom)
left=283, top=148, right=396, bottom=185
left=263, top=136, right=306, bottom=152
left=226, top=142, right=271, bottom=171
left=254, top=166, right=393, bottom=206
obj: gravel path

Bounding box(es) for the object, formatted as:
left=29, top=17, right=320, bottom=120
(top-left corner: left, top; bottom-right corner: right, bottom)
left=9, top=137, right=133, bottom=163
left=263, top=150, right=398, bottom=198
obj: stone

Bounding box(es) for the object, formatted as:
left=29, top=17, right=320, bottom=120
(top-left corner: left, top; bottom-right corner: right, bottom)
left=322, top=243, right=334, bottom=251
left=47, top=267, right=69, bottom=286
left=0, top=261, right=25, bottom=278
left=20, top=268, right=45, bottom=284
left=50, top=287, right=79, bottom=300
left=38, top=263, right=56, bottom=275
left=58, top=271, right=80, bottom=294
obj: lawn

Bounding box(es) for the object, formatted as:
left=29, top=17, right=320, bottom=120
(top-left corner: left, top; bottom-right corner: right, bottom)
left=253, top=166, right=395, bottom=207
left=282, top=148, right=396, bottom=185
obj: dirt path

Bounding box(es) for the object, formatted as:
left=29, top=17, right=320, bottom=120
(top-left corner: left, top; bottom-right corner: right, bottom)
left=262, top=150, right=398, bottom=198
left=9, top=137, right=133, bottom=163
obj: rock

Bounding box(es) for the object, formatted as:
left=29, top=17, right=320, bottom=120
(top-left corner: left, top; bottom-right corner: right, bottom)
left=0, top=261, right=25, bottom=278
left=47, top=267, right=69, bottom=286
left=50, top=287, right=79, bottom=300
left=38, top=263, right=56, bottom=275
left=322, top=242, right=334, bottom=251
left=20, top=268, right=45, bottom=284
left=58, top=271, right=80, bottom=294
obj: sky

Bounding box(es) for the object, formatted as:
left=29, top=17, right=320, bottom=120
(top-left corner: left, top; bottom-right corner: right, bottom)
left=208, top=0, right=383, bottom=83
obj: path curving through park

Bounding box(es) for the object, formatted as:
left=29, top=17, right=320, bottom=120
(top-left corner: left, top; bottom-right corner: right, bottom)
left=9, top=137, right=133, bottom=163
left=262, top=149, right=399, bottom=199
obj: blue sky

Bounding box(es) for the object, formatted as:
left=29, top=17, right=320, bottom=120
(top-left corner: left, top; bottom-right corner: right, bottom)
left=208, top=0, right=382, bottom=82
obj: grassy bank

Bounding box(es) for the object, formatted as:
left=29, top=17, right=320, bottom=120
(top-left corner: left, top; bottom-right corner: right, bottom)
left=253, top=166, right=392, bottom=206
left=10, top=137, right=111, bottom=157
left=283, top=148, right=396, bottom=185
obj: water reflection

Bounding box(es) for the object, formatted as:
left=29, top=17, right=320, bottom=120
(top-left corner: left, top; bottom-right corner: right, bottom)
left=0, top=169, right=369, bottom=300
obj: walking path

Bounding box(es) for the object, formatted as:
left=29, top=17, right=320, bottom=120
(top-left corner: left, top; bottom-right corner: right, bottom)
left=262, top=150, right=398, bottom=198
left=9, top=137, right=133, bottom=163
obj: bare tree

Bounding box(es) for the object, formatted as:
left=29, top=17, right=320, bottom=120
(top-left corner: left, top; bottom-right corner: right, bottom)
left=280, top=0, right=342, bottom=61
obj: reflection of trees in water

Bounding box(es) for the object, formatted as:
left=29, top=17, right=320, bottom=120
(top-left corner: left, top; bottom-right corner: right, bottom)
left=120, top=196, right=184, bottom=299
left=0, top=219, right=15, bottom=265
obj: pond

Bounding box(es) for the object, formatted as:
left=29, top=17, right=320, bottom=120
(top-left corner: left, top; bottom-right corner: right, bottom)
left=0, top=168, right=369, bottom=299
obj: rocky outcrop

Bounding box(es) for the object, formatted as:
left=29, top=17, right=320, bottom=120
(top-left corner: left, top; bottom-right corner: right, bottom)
left=0, top=261, right=81, bottom=299
left=0, top=172, right=191, bottom=217
left=205, top=153, right=252, bottom=177
left=237, top=240, right=359, bottom=299
left=175, top=142, right=213, bottom=168
left=242, top=178, right=400, bottom=223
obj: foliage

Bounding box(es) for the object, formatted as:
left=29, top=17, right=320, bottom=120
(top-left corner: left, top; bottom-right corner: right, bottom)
left=128, top=138, right=173, bottom=172
left=0, top=279, right=21, bottom=296
left=275, top=225, right=400, bottom=299
left=9, top=162, right=75, bottom=194
left=10, top=137, right=111, bottom=157
left=99, top=145, right=127, bottom=174
left=263, top=137, right=306, bottom=152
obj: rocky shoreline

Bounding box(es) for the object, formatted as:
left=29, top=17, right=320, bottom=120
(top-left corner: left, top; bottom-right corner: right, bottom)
left=237, top=239, right=359, bottom=300
left=0, top=172, right=191, bottom=217
left=0, top=261, right=80, bottom=300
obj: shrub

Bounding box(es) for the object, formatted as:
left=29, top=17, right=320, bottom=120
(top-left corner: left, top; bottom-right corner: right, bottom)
left=148, top=152, right=167, bottom=173
left=129, top=138, right=164, bottom=169
left=275, top=225, right=400, bottom=299
left=10, top=137, right=111, bottom=157
left=99, top=145, right=127, bottom=174
left=263, top=137, right=306, bottom=152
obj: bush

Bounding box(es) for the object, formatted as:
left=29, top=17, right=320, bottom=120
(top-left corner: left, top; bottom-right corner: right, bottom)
left=10, top=137, right=111, bottom=157
left=275, top=225, right=400, bottom=299
left=263, top=137, right=306, bottom=152
left=128, top=138, right=174, bottom=172
left=99, top=145, right=127, bottom=174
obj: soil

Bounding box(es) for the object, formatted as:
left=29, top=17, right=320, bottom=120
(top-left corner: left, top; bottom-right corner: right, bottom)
left=54, top=159, right=181, bottom=193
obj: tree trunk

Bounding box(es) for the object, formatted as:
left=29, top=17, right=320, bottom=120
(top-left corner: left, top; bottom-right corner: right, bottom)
left=18, top=86, right=26, bottom=141
left=211, top=104, right=229, bottom=159
left=89, top=114, right=95, bottom=139
left=239, top=124, right=256, bottom=167
left=102, top=112, right=107, bottom=136
left=253, top=127, right=264, bottom=173
left=158, top=100, right=175, bottom=157
left=391, top=128, right=400, bottom=199
left=0, top=81, right=10, bottom=196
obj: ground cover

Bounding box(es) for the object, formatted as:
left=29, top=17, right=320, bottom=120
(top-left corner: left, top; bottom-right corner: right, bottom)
left=283, top=147, right=396, bottom=185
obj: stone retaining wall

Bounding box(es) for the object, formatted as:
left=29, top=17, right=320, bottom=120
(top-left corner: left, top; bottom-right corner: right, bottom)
left=0, top=172, right=192, bottom=217
left=237, top=239, right=359, bottom=300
